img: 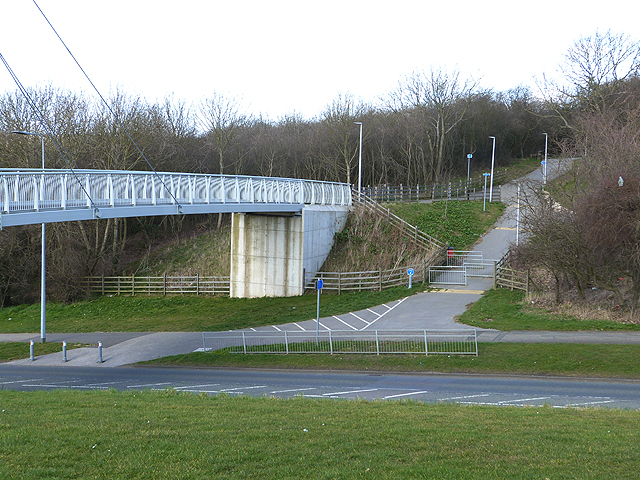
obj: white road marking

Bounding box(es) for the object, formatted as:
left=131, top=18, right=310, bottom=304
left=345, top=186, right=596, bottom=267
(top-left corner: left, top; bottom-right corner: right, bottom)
left=349, top=312, right=370, bottom=325
left=439, top=393, right=491, bottom=401
left=322, top=388, right=378, bottom=396
left=270, top=387, right=317, bottom=394
left=497, top=396, right=551, bottom=404
left=383, top=390, right=430, bottom=399
left=293, top=323, right=306, bottom=331
left=363, top=297, right=407, bottom=329
left=127, top=382, right=173, bottom=388
left=174, top=384, right=220, bottom=390
left=0, top=378, right=44, bottom=385
left=332, top=316, right=358, bottom=330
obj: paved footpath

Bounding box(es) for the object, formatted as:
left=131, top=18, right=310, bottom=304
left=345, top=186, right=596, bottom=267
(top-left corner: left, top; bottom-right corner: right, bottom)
left=5, top=159, right=640, bottom=367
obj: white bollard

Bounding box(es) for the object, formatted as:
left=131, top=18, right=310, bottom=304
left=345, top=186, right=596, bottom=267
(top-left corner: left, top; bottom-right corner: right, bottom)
left=62, top=341, right=67, bottom=362
left=30, top=340, right=35, bottom=361
left=97, top=342, right=104, bottom=363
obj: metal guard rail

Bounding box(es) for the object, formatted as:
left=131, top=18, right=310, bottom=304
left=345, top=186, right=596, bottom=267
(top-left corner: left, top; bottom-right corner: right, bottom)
left=0, top=169, right=351, bottom=227
left=202, top=329, right=478, bottom=356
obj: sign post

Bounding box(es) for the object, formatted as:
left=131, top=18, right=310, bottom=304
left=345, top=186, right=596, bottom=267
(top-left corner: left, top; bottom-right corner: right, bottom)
left=407, top=268, right=414, bottom=289
left=315, top=279, right=323, bottom=346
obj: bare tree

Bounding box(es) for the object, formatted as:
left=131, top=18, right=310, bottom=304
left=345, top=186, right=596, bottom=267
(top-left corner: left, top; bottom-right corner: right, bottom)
left=541, top=31, right=640, bottom=130
left=318, top=93, right=368, bottom=184
left=390, top=68, right=478, bottom=183
left=198, top=92, right=249, bottom=226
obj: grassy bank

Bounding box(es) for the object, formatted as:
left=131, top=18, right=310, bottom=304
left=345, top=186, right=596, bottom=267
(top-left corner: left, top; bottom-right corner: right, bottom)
left=387, top=199, right=505, bottom=250
left=459, top=289, right=640, bottom=331
left=143, top=343, right=640, bottom=379
left=0, top=286, right=417, bottom=334
left=1, top=389, right=638, bottom=479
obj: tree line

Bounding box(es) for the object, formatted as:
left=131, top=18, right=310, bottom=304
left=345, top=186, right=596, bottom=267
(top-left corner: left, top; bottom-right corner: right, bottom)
left=0, top=30, right=638, bottom=307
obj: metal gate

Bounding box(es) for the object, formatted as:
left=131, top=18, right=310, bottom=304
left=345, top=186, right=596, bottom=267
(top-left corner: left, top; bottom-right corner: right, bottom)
left=428, top=265, right=467, bottom=285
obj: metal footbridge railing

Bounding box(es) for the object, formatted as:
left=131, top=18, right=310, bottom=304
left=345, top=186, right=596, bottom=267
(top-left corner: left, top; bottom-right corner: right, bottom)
left=0, top=169, right=352, bottom=228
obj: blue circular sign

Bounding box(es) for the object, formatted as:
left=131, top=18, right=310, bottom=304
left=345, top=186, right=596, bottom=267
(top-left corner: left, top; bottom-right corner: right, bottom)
left=407, top=268, right=414, bottom=276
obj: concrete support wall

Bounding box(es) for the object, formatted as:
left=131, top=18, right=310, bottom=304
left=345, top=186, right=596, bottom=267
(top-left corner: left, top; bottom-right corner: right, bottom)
left=302, top=205, right=349, bottom=277
left=230, top=205, right=348, bottom=298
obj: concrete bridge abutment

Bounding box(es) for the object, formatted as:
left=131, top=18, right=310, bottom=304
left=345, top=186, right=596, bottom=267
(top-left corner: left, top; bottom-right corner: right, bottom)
left=230, top=205, right=349, bottom=298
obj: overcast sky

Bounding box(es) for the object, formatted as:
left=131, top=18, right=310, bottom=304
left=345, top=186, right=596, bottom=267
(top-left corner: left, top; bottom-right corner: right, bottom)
left=2, top=0, right=639, bottom=120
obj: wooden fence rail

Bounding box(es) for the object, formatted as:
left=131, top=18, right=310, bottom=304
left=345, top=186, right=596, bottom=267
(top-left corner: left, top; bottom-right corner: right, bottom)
left=305, top=246, right=448, bottom=293
left=494, top=252, right=529, bottom=293
left=356, top=193, right=445, bottom=251
left=83, top=275, right=230, bottom=296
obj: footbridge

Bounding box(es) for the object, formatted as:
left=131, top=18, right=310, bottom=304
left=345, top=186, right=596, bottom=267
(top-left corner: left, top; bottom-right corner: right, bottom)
left=0, top=169, right=352, bottom=297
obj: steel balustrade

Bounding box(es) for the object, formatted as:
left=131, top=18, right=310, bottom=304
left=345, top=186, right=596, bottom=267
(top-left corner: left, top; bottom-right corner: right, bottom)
left=0, top=169, right=351, bottom=228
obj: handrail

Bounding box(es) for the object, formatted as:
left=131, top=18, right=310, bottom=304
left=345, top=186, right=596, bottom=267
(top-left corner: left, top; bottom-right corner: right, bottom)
left=355, top=191, right=445, bottom=250
left=0, top=169, right=351, bottom=228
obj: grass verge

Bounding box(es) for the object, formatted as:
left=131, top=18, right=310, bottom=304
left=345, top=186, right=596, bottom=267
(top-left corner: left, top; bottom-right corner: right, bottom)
left=142, top=343, right=640, bottom=379
left=0, top=286, right=417, bottom=334
left=1, top=389, right=638, bottom=479
left=459, top=289, right=640, bottom=331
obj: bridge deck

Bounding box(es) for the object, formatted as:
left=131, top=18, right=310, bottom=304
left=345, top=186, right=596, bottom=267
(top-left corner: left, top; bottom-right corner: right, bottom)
left=0, top=169, right=351, bottom=227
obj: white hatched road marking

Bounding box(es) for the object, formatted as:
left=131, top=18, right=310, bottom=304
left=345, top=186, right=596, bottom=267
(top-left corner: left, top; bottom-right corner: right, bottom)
left=349, top=312, right=370, bottom=325
left=174, top=384, right=220, bottom=390
left=332, top=315, right=358, bottom=330
left=184, top=385, right=268, bottom=394
left=272, top=325, right=282, bottom=331
left=293, top=323, right=306, bottom=331
left=440, top=393, right=491, bottom=401
left=364, top=297, right=407, bottom=330
left=270, top=387, right=317, bottom=394
left=383, top=390, right=430, bottom=399
left=565, top=399, right=616, bottom=407
left=0, top=378, right=44, bottom=385
left=497, top=396, right=551, bottom=405
left=127, top=382, right=173, bottom=389
left=322, top=388, right=378, bottom=397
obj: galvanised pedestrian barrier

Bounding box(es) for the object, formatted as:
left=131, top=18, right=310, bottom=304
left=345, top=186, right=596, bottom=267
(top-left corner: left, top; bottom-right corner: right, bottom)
left=202, top=329, right=478, bottom=356
left=428, top=265, right=468, bottom=285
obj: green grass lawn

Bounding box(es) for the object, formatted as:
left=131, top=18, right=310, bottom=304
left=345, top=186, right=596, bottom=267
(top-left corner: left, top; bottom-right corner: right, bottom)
left=0, top=286, right=418, bottom=334
left=387, top=200, right=505, bottom=250
left=459, top=289, right=640, bottom=331
left=144, top=343, right=640, bottom=379
left=1, top=389, right=638, bottom=479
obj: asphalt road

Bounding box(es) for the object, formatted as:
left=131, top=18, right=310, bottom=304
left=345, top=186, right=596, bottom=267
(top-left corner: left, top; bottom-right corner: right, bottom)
left=2, top=364, right=640, bottom=410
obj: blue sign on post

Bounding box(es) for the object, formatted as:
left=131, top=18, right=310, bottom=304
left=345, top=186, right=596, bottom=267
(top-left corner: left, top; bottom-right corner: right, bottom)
left=316, top=279, right=323, bottom=290
left=407, top=268, right=414, bottom=289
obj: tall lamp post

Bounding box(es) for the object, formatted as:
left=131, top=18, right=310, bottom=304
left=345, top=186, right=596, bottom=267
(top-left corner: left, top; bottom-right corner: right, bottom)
left=354, top=122, right=363, bottom=201
left=542, top=132, right=548, bottom=187
left=12, top=130, right=47, bottom=343
left=489, top=136, right=496, bottom=202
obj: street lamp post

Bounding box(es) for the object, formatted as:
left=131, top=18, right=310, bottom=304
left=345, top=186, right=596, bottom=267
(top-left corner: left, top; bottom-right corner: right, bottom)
left=466, top=153, right=472, bottom=200
left=489, top=136, right=496, bottom=202
left=354, top=122, right=363, bottom=201
left=12, top=130, right=47, bottom=343
left=542, top=132, right=548, bottom=187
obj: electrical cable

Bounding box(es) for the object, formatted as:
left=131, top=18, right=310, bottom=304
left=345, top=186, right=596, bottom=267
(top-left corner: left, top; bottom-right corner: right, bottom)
left=31, top=0, right=183, bottom=211
left=1, top=51, right=99, bottom=211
